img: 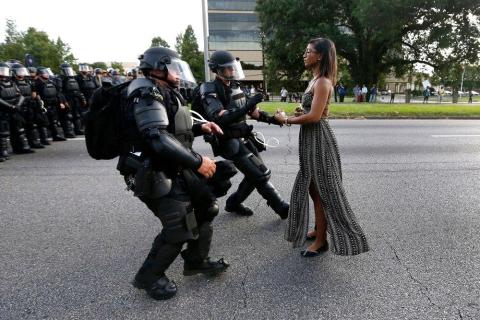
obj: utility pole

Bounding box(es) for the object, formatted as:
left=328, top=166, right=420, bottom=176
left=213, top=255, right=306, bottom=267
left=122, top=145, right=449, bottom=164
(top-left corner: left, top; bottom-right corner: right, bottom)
left=201, top=0, right=210, bottom=82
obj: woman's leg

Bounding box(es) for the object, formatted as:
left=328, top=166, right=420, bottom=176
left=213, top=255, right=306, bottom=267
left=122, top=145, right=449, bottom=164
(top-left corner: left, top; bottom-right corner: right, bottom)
left=307, top=181, right=327, bottom=250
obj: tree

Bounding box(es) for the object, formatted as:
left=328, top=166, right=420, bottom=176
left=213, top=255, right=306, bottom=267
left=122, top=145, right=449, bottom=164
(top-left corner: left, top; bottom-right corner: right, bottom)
left=0, top=20, right=76, bottom=73
left=0, top=19, right=25, bottom=61
left=175, top=25, right=204, bottom=82
left=151, top=36, right=170, bottom=48
left=256, top=0, right=480, bottom=86
left=110, top=61, right=124, bottom=74
left=90, top=62, right=109, bottom=70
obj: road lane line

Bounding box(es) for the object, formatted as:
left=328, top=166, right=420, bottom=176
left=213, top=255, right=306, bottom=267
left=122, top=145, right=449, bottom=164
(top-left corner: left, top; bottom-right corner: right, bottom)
left=431, top=135, right=480, bottom=137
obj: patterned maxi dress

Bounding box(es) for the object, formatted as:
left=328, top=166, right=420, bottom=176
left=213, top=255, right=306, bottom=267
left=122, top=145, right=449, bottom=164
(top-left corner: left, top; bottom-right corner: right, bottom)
left=285, top=88, right=369, bottom=255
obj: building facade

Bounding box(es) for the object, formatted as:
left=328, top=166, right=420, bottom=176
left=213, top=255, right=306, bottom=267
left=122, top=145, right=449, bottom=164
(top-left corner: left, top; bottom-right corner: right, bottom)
left=208, top=0, right=265, bottom=89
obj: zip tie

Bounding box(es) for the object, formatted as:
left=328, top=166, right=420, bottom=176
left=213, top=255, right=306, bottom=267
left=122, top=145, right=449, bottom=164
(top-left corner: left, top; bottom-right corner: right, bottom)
left=190, top=109, right=208, bottom=123
left=253, top=131, right=280, bottom=148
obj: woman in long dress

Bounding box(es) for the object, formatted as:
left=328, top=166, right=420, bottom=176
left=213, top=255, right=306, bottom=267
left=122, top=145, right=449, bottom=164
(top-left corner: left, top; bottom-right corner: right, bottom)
left=275, top=38, right=369, bottom=257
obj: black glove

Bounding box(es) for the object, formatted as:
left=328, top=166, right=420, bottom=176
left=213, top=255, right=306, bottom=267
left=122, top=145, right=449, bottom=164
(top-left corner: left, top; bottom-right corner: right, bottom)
left=245, top=93, right=263, bottom=112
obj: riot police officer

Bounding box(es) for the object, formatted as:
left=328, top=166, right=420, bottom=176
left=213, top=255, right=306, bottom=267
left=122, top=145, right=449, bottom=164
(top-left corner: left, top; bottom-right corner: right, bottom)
left=11, top=63, right=45, bottom=149
left=199, top=50, right=289, bottom=218
left=0, top=62, right=34, bottom=157
left=115, top=47, right=229, bottom=300
left=58, top=63, right=86, bottom=136
left=35, top=67, right=67, bottom=141
left=75, top=63, right=98, bottom=107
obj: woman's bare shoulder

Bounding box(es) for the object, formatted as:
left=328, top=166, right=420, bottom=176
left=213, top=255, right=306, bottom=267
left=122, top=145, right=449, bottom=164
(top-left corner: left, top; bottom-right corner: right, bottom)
left=313, top=77, right=332, bottom=93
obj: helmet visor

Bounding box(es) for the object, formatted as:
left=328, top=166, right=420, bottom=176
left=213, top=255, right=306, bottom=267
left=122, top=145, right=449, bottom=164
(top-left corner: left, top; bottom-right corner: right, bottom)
left=174, top=59, right=196, bottom=84
left=78, top=64, right=90, bottom=72
left=217, top=59, right=245, bottom=80
left=63, top=67, right=75, bottom=76
left=46, top=68, right=55, bottom=77
left=14, top=67, right=29, bottom=77
left=0, top=67, right=10, bottom=77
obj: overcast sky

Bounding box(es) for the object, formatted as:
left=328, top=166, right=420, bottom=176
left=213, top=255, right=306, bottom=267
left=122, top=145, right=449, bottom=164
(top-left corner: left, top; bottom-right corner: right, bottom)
left=0, top=0, right=205, bottom=63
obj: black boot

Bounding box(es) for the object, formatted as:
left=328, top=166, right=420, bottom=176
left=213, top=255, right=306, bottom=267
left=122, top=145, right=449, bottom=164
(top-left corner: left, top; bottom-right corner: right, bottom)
left=38, top=127, right=51, bottom=145
left=51, top=123, right=67, bottom=141
left=63, top=120, right=75, bottom=138
left=182, top=257, right=229, bottom=276
left=26, top=127, right=44, bottom=149
left=11, top=130, right=35, bottom=154
left=135, top=275, right=177, bottom=300
left=225, top=178, right=255, bottom=216
left=132, top=234, right=182, bottom=297
left=74, top=118, right=84, bottom=135
left=181, top=223, right=229, bottom=276
left=0, top=137, right=10, bottom=160
left=256, top=181, right=289, bottom=219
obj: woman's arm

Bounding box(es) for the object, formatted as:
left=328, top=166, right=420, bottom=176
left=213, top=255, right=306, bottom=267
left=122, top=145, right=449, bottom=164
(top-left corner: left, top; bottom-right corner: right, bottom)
left=287, top=78, right=331, bottom=125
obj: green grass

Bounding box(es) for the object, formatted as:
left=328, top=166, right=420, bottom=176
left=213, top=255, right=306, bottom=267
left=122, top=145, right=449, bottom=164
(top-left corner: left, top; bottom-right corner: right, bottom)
left=257, top=102, right=480, bottom=118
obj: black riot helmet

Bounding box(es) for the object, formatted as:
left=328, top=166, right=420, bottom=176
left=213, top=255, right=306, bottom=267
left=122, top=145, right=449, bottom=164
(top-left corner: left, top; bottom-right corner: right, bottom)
left=60, top=62, right=75, bottom=77
left=37, top=66, right=53, bottom=80
left=208, top=50, right=245, bottom=80
left=11, top=63, right=29, bottom=78
left=0, top=62, right=11, bottom=79
left=28, top=67, right=37, bottom=75
left=138, top=47, right=196, bottom=85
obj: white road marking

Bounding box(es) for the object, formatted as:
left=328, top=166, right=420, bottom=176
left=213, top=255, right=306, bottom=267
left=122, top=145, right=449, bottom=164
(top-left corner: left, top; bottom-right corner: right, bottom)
left=431, top=135, right=480, bottom=137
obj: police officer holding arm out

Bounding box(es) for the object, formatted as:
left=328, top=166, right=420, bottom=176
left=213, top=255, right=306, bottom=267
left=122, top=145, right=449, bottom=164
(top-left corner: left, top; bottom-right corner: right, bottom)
left=199, top=51, right=289, bottom=218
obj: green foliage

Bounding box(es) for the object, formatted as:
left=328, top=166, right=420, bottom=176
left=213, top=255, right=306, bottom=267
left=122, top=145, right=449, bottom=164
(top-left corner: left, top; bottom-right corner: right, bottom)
left=151, top=36, right=170, bottom=48
left=90, top=62, right=108, bottom=70
left=110, top=62, right=124, bottom=74
left=256, top=0, right=480, bottom=87
left=0, top=19, right=76, bottom=74
left=175, top=25, right=204, bottom=82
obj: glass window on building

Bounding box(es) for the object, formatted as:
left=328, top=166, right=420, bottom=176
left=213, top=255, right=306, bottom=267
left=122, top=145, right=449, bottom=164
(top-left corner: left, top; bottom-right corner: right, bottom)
left=208, top=0, right=257, bottom=11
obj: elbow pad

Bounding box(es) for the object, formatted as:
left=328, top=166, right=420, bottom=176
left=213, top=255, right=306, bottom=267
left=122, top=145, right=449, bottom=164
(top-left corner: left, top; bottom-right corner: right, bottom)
left=149, top=133, right=202, bottom=169
left=134, top=98, right=169, bottom=133
left=216, top=107, right=250, bottom=126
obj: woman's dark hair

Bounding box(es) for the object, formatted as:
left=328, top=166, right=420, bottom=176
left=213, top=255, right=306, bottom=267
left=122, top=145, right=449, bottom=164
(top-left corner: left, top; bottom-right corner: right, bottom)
left=309, top=37, right=337, bottom=84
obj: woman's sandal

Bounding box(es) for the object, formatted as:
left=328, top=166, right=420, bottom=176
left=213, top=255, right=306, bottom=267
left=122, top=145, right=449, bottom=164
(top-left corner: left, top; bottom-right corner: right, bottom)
left=300, top=241, right=329, bottom=257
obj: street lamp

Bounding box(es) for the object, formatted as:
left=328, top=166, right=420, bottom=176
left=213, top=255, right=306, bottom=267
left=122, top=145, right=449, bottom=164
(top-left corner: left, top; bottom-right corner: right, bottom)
left=260, top=32, right=267, bottom=97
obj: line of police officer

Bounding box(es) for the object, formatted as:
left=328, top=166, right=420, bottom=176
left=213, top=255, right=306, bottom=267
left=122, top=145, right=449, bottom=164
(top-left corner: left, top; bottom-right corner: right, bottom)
left=0, top=61, right=98, bottom=162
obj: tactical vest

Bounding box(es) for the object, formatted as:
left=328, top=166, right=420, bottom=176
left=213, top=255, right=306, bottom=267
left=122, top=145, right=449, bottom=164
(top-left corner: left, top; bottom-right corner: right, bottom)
left=227, top=86, right=247, bottom=123
left=15, top=79, right=32, bottom=99
left=173, top=97, right=194, bottom=149
left=79, top=76, right=96, bottom=91
left=40, top=80, right=58, bottom=103
left=0, top=81, right=19, bottom=103
left=64, top=77, right=80, bottom=93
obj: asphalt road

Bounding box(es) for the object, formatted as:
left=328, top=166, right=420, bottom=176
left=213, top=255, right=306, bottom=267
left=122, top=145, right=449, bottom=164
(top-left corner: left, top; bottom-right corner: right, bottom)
left=1, top=120, right=480, bottom=320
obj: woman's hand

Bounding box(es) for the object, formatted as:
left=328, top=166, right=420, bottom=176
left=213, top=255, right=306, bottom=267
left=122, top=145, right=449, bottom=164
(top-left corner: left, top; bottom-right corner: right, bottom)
left=201, top=122, right=224, bottom=136
left=294, top=105, right=305, bottom=117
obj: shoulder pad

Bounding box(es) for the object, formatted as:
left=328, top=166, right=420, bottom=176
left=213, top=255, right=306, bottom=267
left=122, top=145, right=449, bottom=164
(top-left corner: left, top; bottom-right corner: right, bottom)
left=127, top=78, right=155, bottom=98
left=200, top=82, right=217, bottom=96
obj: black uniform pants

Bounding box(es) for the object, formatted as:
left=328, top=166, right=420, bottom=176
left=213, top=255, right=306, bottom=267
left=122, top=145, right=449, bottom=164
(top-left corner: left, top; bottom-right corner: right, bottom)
left=135, top=175, right=213, bottom=285
left=220, top=137, right=285, bottom=211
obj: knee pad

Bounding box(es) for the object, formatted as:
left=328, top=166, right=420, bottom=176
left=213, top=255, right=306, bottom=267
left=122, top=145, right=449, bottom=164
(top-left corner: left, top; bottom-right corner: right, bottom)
left=0, top=120, right=10, bottom=137
left=234, top=153, right=271, bottom=184
left=154, top=198, right=198, bottom=244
